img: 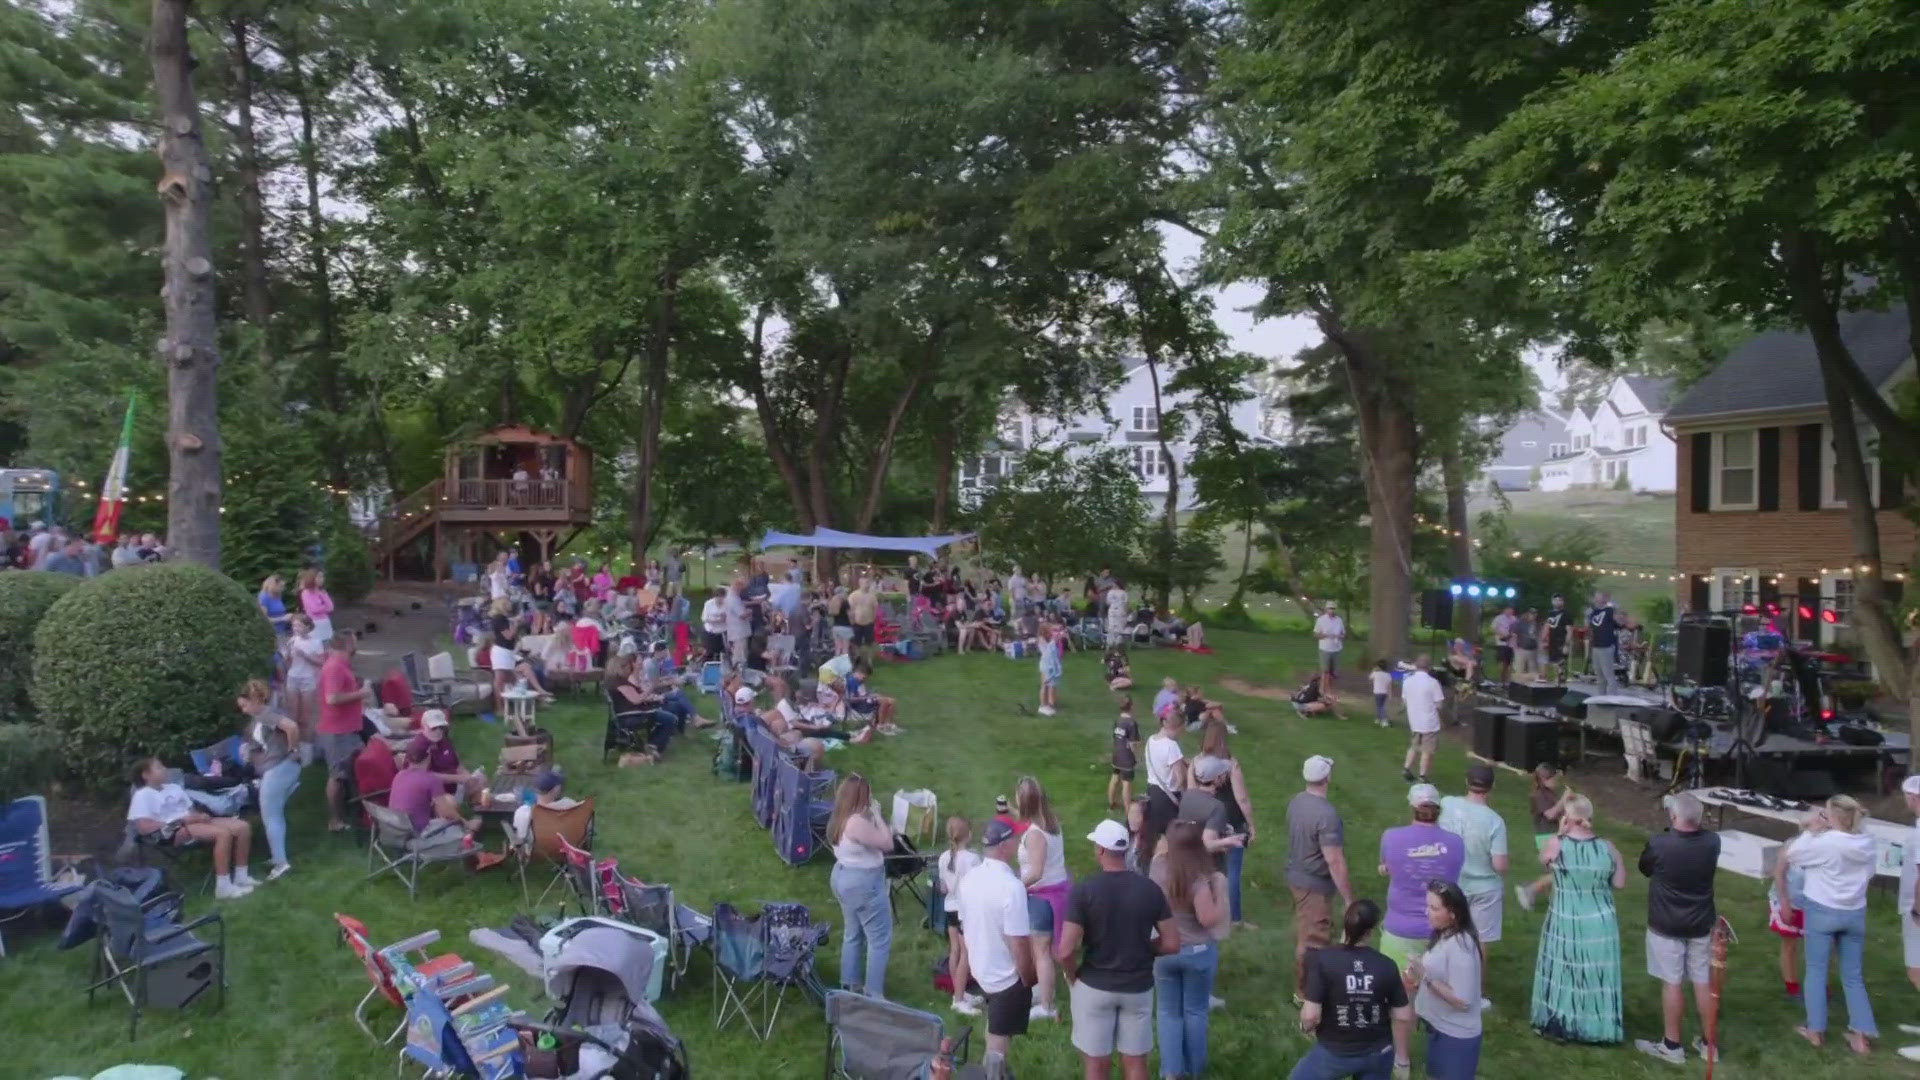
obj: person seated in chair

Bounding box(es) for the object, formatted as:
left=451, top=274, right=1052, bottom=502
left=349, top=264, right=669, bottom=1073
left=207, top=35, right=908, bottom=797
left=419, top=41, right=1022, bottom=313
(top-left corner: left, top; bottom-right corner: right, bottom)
left=1293, top=674, right=1335, bottom=716
left=605, top=654, right=674, bottom=757
left=128, top=757, right=259, bottom=900
left=846, top=659, right=899, bottom=734
left=746, top=684, right=828, bottom=771
left=1446, top=636, right=1479, bottom=685
left=638, top=641, right=707, bottom=729
left=407, top=710, right=487, bottom=805
left=511, top=770, right=581, bottom=846
left=389, top=743, right=479, bottom=836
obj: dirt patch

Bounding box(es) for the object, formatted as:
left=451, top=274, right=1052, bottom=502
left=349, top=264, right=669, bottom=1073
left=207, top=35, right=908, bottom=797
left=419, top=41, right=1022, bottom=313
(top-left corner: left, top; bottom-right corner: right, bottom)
left=1218, top=676, right=1295, bottom=702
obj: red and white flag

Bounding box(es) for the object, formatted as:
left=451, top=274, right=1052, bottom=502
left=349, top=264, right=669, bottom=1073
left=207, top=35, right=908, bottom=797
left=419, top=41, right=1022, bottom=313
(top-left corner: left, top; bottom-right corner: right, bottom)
left=91, top=394, right=136, bottom=544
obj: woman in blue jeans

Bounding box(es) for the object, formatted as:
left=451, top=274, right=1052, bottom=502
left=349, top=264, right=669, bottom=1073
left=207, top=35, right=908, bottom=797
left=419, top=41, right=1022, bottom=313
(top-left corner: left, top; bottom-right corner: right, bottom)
left=1779, top=795, right=1879, bottom=1055
left=1199, top=721, right=1258, bottom=928
left=237, top=680, right=302, bottom=879
left=827, top=774, right=895, bottom=998
left=1151, top=821, right=1230, bottom=1077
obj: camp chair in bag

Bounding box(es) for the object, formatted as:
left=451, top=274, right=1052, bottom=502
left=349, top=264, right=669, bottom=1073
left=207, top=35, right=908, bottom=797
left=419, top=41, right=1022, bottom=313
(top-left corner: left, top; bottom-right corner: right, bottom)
left=335, top=913, right=487, bottom=1044
left=0, top=795, right=86, bottom=957
left=823, top=990, right=978, bottom=1080
left=617, top=880, right=711, bottom=993
left=85, top=881, right=224, bottom=1040
left=364, top=803, right=470, bottom=900
left=515, top=797, right=596, bottom=907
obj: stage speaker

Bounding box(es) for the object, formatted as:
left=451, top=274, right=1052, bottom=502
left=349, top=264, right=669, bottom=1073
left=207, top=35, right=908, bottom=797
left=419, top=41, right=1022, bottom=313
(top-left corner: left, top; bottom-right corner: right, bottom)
left=1508, top=682, right=1566, bottom=709
left=1419, top=589, right=1453, bottom=631
left=1473, top=706, right=1515, bottom=762
left=1675, top=622, right=1732, bottom=686
left=1503, top=715, right=1560, bottom=771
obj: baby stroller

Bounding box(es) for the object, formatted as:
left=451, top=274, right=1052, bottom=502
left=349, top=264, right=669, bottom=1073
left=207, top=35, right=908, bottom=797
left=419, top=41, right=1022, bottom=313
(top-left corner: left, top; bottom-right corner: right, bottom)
left=515, top=919, right=690, bottom=1080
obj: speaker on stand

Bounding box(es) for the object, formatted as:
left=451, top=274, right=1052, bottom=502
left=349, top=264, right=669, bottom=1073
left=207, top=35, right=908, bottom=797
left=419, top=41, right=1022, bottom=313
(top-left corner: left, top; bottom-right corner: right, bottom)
left=1420, top=590, right=1454, bottom=631
left=1675, top=621, right=1731, bottom=687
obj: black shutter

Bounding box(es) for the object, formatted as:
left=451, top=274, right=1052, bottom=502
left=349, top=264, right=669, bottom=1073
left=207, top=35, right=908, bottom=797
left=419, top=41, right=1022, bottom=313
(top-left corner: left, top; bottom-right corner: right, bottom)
left=1689, top=575, right=1710, bottom=614
left=1886, top=579, right=1906, bottom=609
left=1759, top=576, right=1781, bottom=610
left=1878, top=459, right=1903, bottom=509
left=1797, top=424, right=1823, bottom=510
left=1690, top=432, right=1712, bottom=512
left=1758, top=427, right=1780, bottom=511
left=1796, top=576, right=1820, bottom=639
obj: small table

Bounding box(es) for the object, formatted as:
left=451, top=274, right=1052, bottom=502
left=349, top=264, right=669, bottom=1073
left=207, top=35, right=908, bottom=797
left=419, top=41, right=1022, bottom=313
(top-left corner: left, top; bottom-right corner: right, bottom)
left=1695, top=786, right=1904, bottom=882
left=499, top=688, right=538, bottom=736
left=479, top=773, right=536, bottom=821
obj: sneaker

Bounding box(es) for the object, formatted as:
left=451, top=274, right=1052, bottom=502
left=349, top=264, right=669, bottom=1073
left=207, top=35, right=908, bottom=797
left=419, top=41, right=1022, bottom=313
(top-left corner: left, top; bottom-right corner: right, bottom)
left=1480, top=998, right=1492, bottom=1011
left=1402, top=768, right=1416, bottom=783
left=1028, top=1004, right=1056, bottom=1021
left=1692, top=1037, right=1718, bottom=1062
left=1633, top=1039, right=1685, bottom=1065
left=1037, top=706, right=1056, bottom=717
left=964, top=993, right=985, bottom=1009
left=952, top=998, right=982, bottom=1016
left=231, top=867, right=259, bottom=889
left=1899, top=1045, right=1920, bottom=1062
left=1514, top=884, right=1535, bottom=913
left=214, top=878, right=253, bottom=900
left=267, top=862, right=293, bottom=882
left=1225, top=724, right=1239, bottom=735
left=1209, top=995, right=1225, bottom=1011
left=1899, top=1024, right=1920, bottom=1036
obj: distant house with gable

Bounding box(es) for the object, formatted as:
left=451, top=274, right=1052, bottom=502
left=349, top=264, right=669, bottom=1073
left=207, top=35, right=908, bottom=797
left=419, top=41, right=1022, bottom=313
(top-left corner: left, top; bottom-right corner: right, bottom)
left=1536, top=376, right=1677, bottom=493
left=1482, top=410, right=1570, bottom=491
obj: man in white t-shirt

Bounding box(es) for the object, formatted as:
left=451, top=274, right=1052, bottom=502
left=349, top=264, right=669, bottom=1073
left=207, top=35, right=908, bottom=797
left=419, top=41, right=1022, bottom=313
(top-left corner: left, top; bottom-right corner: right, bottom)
left=1008, top=568, right=1028, bottom=615
left=1401, top=655, right=1446, bottom=784
left=955, top=816, right=1037, bottom=1071
left=723, top=578, right=750, bottom=668
left=699, top=587, right=726, bottom=661
left=1313, top=602, right=1346, bottom=685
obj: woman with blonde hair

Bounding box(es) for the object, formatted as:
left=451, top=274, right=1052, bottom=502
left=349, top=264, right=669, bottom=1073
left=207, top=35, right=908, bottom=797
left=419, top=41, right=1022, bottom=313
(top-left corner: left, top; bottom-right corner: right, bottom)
left=1200, top=719, right=1258, bottom=929
left=1779, top=794, right=1878, bottom=1053
left=238, top=679, right=301, bottom=880
left=938, top=816, right=985, bottom=1016
left=828, top=773, right=896, bottom=999
left=257, top=574, right=292, bottom=638
left=1529, top=793, right=1626, bottom=1044
left=1015, top=775, right=1070, bottom=1020
left=297, top=568, right=334, bottom=644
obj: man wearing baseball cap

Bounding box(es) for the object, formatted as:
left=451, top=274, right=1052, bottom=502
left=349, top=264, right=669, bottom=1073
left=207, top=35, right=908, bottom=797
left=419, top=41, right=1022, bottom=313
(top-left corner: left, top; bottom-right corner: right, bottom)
left=1439, top=764, right=1511, bottom=957
left=1378, top=784, right=1464, bottom=967
left=954, top=816, right=1037, bottom=1075
left=407, top=708, right=486, bottom=806
left=1180, top=756, right=1248, bottom=858
left=1058, top=820, right=1176, bottom=1078
left=1285, top=755, right=1354, bottom=1002
left=1901, top=775, right=1920, bottom=1062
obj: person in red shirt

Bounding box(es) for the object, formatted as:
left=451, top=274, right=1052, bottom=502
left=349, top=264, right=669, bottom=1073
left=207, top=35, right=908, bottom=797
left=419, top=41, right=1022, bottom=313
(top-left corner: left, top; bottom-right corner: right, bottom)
left=405, top=710, right=485, bottom=803
left=318, top=632, right=372, bottom=831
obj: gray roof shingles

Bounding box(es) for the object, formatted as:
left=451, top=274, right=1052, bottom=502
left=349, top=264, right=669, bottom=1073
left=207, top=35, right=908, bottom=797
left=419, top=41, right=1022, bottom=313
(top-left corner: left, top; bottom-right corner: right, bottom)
left=1666, top=306, right=1911, bottom=423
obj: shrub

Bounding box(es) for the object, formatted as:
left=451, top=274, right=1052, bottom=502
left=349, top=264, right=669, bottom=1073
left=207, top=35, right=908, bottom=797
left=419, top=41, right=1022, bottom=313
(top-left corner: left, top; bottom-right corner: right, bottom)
left=31, top=563, right=275, bottom=790
left=0, top=571, right=83, bottom=723
left=0, top=723, right=64, bottom=800
left=324, top=512, right=376, bottom=604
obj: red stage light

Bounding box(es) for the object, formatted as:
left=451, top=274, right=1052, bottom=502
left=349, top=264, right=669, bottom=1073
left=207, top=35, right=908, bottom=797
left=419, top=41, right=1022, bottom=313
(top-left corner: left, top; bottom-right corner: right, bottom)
left=1821, top=609, right=1840, bottom=624
left=1741, top=603, right=1758, bottom=615
left=1797, top=604, right=1815, bottom=621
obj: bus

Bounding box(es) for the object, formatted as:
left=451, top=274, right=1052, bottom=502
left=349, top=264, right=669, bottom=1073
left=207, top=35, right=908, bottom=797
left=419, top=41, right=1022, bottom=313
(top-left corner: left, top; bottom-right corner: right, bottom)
left=0, top=468, right=62, bottom=528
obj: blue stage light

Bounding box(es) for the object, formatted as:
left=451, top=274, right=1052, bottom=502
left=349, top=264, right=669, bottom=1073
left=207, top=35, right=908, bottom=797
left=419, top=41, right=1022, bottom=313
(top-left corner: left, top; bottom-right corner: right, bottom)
left=1466, top=585, right=1481, bottom=597
left=1505, top=586, right=1517, bottom=599
left=1449, top=584, right=1463, bottom=596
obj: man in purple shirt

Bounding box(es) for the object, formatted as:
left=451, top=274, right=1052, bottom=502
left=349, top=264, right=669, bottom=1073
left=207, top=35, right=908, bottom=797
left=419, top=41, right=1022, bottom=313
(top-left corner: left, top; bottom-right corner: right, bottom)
left=1377, top=783, right=1465, bottom=966
left=388, top=743, right=478, bottom=836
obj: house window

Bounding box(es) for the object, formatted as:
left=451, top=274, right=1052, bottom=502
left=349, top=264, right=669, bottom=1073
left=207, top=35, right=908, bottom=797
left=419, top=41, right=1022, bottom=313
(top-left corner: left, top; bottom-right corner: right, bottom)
left=1710, top=568, right=1757, bottom=611
left=1549, top=442, right=1567, bottom=457
left=1711, top=430, right=1757, bottom=509
left=1603, top=460, right=1618, bottom=481
left=1821, top=422, right=1881, bottom=508
left=1130, top=407, right=1159, bottom=433
left=960, top=457, right=979, bottom=482
left=1131, top=446, right=1169, bottom=479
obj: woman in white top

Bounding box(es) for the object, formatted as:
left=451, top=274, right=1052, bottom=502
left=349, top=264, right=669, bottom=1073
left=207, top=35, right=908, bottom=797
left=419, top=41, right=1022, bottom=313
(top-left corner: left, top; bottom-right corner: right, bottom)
left=828, top=773, right=895, bottom=999
left=1016, top=775, right=1070, bottom=1021
left=939, top=816, right=986, bottom=1016
left=283, top=613, right=326, bottom=742
left=1780, top=794, right=1879, bottom=1054
left=1409, top=880, right=1484, bottom=1079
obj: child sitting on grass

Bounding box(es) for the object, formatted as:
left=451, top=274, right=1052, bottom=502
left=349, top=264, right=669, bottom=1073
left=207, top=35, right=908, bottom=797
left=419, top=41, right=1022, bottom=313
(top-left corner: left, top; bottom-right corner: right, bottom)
left=1104, top=648, right=1133, bottom=691
left=1108, top=696, right=1141, bottom=811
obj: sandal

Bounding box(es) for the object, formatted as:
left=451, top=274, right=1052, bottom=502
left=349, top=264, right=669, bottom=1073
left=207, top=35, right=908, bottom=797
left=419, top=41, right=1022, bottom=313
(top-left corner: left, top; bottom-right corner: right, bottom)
left=1794, top=1026, right=1824, bottom=1048
left=1845, top=1031, right=1872, bottom=1055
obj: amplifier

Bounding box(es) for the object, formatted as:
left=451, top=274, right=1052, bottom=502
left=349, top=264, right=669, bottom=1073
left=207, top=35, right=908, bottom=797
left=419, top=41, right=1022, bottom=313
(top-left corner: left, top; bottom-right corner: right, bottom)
left=1507, top=682, right=1566, bottom=708
left=1473, top=706, right=1515, bottom=762
left=1503, top=715, right=1560, bottom=771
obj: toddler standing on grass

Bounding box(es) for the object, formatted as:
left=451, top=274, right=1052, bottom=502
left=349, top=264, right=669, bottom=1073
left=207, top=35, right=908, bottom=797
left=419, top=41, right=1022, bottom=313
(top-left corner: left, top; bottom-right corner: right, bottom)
left=1109, top=696, right=1140, bottom=811
left=939, top=816, right=985, bottom=1016
left=1036, top=620, right=1063, bottom=716
left=1371, top=659, right=1394, bottom=728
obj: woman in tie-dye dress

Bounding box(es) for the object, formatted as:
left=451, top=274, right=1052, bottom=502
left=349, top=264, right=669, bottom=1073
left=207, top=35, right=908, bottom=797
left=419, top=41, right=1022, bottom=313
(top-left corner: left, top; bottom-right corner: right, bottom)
left=1530, top=794, right=1626, bottom=1044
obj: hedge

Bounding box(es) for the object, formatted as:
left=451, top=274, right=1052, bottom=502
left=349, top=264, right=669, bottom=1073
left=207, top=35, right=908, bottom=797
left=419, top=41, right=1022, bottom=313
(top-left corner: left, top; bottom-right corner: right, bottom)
left=0, top=723, right=63, bottom=801
left=0, top=570, right=83, bottom=723
left=32, top=563, right=275, bottom=790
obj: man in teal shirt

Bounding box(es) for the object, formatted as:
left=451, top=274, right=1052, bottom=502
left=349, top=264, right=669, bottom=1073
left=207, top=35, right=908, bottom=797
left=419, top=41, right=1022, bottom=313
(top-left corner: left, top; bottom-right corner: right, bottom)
left=1439, top=763, right=1511, bottom=973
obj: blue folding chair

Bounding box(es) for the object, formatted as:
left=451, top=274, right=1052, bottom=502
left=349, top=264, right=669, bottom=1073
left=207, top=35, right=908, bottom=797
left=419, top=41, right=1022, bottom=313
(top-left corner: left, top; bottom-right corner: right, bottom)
left=699, top=661, right=724, bottom=696
left=711, top=902, right=769, bottom=1038
left=0, top=795, right=85, bottom=958
left=398, top=974, right=521, bottom=1080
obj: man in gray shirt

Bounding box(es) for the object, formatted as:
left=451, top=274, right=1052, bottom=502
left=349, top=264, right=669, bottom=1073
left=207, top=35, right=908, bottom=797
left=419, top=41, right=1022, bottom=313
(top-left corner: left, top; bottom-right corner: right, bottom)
left=1286, top=754, right=1355, bottom=1002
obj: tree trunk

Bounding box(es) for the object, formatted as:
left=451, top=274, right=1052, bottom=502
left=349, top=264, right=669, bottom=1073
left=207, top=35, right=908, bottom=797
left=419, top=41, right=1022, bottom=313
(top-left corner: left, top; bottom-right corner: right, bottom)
left=629, top=271, right=679, bottom=561
left=152, top=0, right=223, bottom=568
left=284, top=34, right=354, bottom=491
left=929, top=419, right=955, bottom=534
left=852, top=363, right=931, bottom=532
left=1343, top=341, right=1417, bottom=663
left=1227, top=508, right=1255, bottom=607
left=743, top=312, right=813, bottom=532
left=227, top=16, right=271, bottom=346
left=1144, top=349, right=1180, bottom=609
left=1441, top=440, right=1479, bottom=638
left=803, top=342, right=853, bottom=581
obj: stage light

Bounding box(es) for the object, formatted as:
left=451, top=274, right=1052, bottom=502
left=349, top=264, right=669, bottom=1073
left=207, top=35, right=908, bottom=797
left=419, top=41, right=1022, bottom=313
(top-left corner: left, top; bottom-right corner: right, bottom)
left=1741, top=603, right=1758, bottom=616
left=1821, top=609, right=1839, bottom=624
left=1797, top=603, right=1816, bottom=622
left=1765, top=602, right=1783, bottom=617
left=1466, top=585, right=1482, bottom=597
left=1449, top=584, right=1462, bottom=596
left=1504, top=587, right=1517, bottom=599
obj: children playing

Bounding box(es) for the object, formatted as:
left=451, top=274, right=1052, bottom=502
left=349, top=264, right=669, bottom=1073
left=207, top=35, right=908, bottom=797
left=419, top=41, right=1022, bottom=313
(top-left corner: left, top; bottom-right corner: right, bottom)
left=938, top=816, right=985, bottom=1016
left=1036, top=620, right=1063, bottom=716
left=1109, top=696, right=1141, bottom=811
left=1370, top=659, right=1394, bottom=729
left=1104, top=648, right=1133, bottom=691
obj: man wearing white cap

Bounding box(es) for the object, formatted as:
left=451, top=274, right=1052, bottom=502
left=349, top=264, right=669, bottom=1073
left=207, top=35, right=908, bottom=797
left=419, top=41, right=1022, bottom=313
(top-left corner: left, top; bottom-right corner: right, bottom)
left=1286, top=755, right=1354, bottom=1002
left=955, top=816, right=1037, bottom=1077
left=1899, top=775, right=1920, bottom=1062
left=1058, top=820, right=1177, bottom=1080
left=1377, top=784, right=1464, bottom=967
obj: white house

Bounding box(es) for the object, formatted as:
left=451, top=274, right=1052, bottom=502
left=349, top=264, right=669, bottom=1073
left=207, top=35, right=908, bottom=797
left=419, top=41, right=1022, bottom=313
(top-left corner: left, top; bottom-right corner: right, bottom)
left=1536, top=376, right=1677, bottom=492
left=1481, top=410, right=1570, bottom=491
left=959, top=360, right=1274, bottom=510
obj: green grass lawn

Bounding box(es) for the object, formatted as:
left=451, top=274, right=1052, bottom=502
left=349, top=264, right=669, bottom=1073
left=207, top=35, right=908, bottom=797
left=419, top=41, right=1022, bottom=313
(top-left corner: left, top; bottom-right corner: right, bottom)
left=3, top=628, right=1915, bottom=1078
left=1479, top=490, right=1677, bottom=614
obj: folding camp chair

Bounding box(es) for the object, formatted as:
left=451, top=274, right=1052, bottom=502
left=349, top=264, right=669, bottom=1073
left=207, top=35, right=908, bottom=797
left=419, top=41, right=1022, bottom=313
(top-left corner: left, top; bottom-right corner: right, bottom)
left=772, top=760, right=835, bottom=867
left=363, top=803, right=470, bottom=899
left=699, top=660, right=724, bottom=696
left=616, top=879, right=712, bottom=993
left=0, top=795, right=86, bottom=957
left=711, top=901, right=770, bottom=1038
left=761, top=901, right=830, bottom=1034
left=187, top=737, right=242, bottom=776
left=85, top=881, right=224, bottom=1040
left=402, top=651, right=451, bottom=711
left=335, top=913, right=485, bottom=1044
left=906, top=609, right=946, bottom=657
left=884, top=834, right=933, bottom=923
left=824, top=990, right=978, bottom=1080
left=605, top=689, right=668, bottom=763
left=399, top=975, right=521, bottom=1080
left=514, top=797, right=596, bottom=907
left=426, top=650, right=491, bottom=710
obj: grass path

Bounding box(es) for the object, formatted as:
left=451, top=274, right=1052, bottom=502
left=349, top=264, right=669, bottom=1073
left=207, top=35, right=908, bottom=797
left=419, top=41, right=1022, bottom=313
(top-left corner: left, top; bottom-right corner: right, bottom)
left=2, top=629, right=1914, bottom=1077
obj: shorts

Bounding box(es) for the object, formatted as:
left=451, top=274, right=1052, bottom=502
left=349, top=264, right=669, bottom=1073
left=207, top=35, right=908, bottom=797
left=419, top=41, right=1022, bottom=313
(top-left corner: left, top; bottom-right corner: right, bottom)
left=1026, top=895, right=1053, bottom=937
left=1318, top=650, right=1339, bottom=675
left=1040, top=670, right=1061, bottom=688
left=1407, top=730, right=1438, bottom=752
left=1767, top=895, right=1804, bottom=938
left=1547, top=642, right=1567, bottom=665
left=1468, top=888, right=1503, bottom=943
left=1068, top=981, right=1153, bottom=1058
left=318, top=731, right=364, bottom=779
left=1905, top=916, right=1920, bottom=968
left=832, top=625, right=854, bottom=643
left=1112, top=766, right=1135, bottom=781
left=1646, top=930, right=1710, bottom=985
left=1374, top=693, right=1388, bottom=719
left=701, top=631, right=724, bottom=656
left=285, top=672, right=318, bottom=693
left=1379, top=931, right=1426, bottom=968
left=852, top=623, right=875, bottom=646
left=1496, top=645, right=1514, bottom=664
left=985, top=982, right=1032, bottom=1038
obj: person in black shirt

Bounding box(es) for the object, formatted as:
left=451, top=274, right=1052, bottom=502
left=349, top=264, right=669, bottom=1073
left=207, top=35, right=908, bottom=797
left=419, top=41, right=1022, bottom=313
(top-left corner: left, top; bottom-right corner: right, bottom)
left=1058, top=821, right=1177, bottom=1079
left=1108, top=699, right=1140, bottom=811
left=1542, top=594, right=1572, bottom=684
left=1632, top=792, right=1722, bottom=1065
left=1289, top=898, right=1413, bottom=1079
left=1587, top=590, right=1622, bottom=694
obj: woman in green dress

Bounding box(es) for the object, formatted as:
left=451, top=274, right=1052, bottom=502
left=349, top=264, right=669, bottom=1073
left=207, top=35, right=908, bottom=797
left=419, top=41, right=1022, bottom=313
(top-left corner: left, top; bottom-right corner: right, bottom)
left=1530, top=793, right=1626, bottom=1044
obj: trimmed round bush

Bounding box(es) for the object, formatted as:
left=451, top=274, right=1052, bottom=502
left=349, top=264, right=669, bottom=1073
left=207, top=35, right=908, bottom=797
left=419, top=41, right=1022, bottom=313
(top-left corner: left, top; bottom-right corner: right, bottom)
left=32, top=563, right=275, bottom=789
left=0, top=570, right=83, bottom=723
left=0, top=723, right=64, bottom=800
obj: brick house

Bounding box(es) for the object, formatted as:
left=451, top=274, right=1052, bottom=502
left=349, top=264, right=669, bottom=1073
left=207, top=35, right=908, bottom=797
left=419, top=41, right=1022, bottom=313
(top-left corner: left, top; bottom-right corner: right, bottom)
left=1666, top=305, right=1912, bottom=649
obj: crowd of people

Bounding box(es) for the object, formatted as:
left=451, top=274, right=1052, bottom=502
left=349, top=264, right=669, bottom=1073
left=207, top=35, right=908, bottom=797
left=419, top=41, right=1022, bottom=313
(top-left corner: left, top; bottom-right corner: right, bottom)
left=0, top=521, right=168, bottom=573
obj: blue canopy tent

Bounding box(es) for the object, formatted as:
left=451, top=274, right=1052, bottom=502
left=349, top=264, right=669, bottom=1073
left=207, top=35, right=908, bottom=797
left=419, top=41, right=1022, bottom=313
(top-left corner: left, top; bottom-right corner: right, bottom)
left=756, top=528, right=974, bottom=559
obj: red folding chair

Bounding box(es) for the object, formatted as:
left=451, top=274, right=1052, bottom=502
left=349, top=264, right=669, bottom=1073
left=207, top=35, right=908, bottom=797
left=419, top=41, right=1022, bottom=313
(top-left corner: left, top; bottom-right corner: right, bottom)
left=334, top=913, right=482, bottom=1044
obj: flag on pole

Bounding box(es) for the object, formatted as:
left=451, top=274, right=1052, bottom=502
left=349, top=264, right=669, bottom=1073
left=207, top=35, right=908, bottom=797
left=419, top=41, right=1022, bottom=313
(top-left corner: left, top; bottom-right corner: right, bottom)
left=91, top=393, right=137, bottom=544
